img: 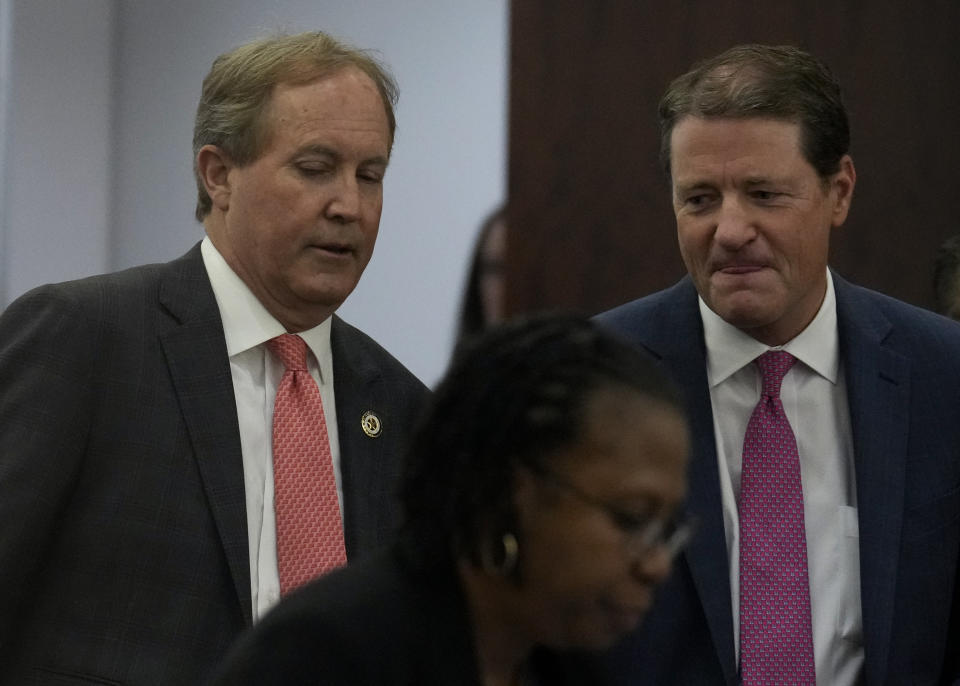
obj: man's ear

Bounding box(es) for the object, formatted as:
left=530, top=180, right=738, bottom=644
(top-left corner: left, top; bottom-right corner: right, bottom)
left=829, top=154, right=856, bottom=228
left=196, top=145, right=233, bottom=212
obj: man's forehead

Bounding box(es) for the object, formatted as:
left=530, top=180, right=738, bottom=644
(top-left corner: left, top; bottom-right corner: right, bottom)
left=259, top=70, right=390, bottom=152
left=671, top=115, right=803, bottom=144
left=269, top=69, right=380, bottom=112
left=670, top=117, right=805, bottom=174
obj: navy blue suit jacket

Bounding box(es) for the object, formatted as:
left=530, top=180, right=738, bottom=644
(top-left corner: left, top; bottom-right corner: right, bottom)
left=596, top=274, right=960, bottom=685
left=0, top=244, right=429, bottom=685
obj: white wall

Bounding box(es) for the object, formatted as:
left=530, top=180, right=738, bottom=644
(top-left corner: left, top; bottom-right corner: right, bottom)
left=1, top=0, right=508, bottom=386
left=0, top=0, right=114, bottom=304
left=0, top=0, right=9, bottom=307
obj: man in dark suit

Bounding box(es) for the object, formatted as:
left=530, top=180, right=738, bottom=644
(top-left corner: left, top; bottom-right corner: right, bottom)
left=598, top=44, right=960, bottom=685
left=0, top=32, right=429, bottom=685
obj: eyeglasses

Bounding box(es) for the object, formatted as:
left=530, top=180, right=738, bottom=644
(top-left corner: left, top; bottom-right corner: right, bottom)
left=528, top=465, right=697, bottom=559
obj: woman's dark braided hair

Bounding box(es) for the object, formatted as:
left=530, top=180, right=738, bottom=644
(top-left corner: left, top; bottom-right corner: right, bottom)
left=398, top=312, right=683, bottom=574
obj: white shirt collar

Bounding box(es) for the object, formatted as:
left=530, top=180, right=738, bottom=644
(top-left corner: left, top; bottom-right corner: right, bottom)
left=700, top=269, right=840, bottom=386
left=200, top=237, right=332, bottom=379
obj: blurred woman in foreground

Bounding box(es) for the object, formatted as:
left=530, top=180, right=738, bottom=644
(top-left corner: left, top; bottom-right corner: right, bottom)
left=209, top=314, right=693, bottom=685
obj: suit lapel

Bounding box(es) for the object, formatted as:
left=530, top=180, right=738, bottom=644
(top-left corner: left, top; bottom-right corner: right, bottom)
left=636, top=279, right=739, bottom=684
left=330, top=317, right=389, bottom=557
left=834, top=275, right=910, bottom=685
left=158, top=245, right=252, bottom=625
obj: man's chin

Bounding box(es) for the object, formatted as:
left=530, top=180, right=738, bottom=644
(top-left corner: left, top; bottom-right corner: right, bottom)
left=294, top=276, right=361, bottom=310
left=706, top=292, right=778, bottom=329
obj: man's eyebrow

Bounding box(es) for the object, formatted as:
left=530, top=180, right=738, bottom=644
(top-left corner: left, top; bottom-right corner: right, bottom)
left=363, top=154, right=390, bottom=168
left=743, top=175, right=782, bottom=185
left=743, top=175, right=800, bottom=190
left=674, top=180, right=714, bottom=195
left=293, top=144, right=338, bottom=159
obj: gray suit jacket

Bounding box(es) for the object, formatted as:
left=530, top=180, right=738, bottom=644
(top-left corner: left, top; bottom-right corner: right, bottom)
left=596, top=274, right=960, bottom=685
left=0, top=244, right=429, bottom=685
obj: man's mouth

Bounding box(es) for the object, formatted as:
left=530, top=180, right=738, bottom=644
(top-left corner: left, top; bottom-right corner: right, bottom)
left=715, top=263, right=766, bottom=275
left=312, top=242, right=353, bottom=255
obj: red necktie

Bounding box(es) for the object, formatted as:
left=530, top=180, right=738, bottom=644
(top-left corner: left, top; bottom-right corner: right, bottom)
left=739, top=351, right=815, bottom=685
left=267, top=334, right=346, bottom=595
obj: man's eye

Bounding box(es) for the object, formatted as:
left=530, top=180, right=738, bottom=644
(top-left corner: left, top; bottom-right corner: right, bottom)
left=297, top=164, right=330, bottom=176
left=684, top=194, right=712, bottom=209
left=751, top=190, right=779, bottom=201
left=358, top=171, right=384, bottom=184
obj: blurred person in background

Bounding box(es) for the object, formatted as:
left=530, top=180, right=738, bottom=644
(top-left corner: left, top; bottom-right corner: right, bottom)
left=457, top=206, right=508, bottom=339
left=933, top=234, right=960, bottom=320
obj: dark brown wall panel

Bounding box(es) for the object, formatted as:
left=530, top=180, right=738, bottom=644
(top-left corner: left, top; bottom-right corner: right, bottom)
left=507, top=0, right=960, bottom=316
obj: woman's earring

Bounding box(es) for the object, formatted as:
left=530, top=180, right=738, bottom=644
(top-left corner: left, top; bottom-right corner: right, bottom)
left=481, top=532, right=519, bottom=577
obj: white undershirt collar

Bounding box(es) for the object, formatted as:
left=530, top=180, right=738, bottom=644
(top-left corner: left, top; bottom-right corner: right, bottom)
left=699, top=269, right=840, bottom=386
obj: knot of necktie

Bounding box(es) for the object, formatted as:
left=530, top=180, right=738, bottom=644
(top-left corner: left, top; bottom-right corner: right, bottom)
left=755, top=350, right=796, bottom=400
left=267, top=334, right=308, bottom=372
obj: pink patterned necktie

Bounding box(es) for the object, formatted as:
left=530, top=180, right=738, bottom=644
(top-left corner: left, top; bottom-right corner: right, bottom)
left=739, top=351, right=815, bottom=685
left=267, top=334, right=346, bottom=596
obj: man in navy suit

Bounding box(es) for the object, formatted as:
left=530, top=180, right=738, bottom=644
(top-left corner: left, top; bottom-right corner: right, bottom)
left=0, top=32, right=428, bottom=685
left=598, top=44, right=960, bottom=684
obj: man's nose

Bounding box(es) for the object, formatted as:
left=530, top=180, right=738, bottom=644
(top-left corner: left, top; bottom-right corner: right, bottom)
left=713, top=196, right=756, bottom=249
left=326, top=173, right=362, bottom=222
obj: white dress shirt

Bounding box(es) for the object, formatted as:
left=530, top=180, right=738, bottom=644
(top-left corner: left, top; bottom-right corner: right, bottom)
left=200, top=237, right=342, bottom=621
left=701, top=270, right=864, bottom=684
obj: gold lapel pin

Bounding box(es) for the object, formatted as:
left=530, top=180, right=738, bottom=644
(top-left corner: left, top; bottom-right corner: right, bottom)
left=360, top=411, right=382, bottom=438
